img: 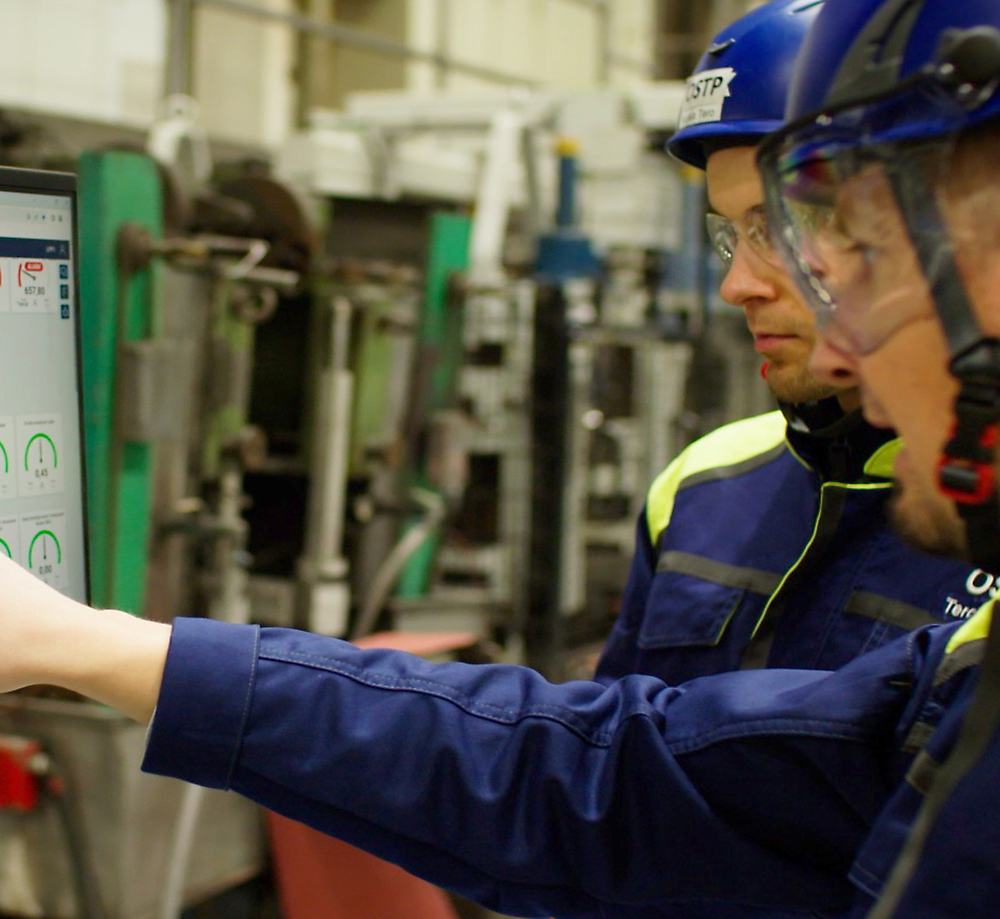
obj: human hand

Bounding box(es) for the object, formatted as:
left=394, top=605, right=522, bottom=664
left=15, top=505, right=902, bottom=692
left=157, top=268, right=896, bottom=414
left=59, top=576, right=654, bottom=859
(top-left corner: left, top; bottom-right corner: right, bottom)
left=0, top=554, right=170, bottom=722
left=0, top=553, right=91, bottom=693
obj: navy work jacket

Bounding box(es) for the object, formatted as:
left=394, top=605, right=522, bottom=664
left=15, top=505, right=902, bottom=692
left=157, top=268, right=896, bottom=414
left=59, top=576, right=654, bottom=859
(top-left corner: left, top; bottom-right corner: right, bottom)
left=142, top=607, right=999, bottom=919
left=597, top=410, right=988, bottom=684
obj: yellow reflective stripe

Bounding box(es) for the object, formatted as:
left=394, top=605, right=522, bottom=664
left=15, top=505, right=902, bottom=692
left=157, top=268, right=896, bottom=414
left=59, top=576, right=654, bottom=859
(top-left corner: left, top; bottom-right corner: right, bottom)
left=864, top=438, right=903, bottom=479
left=748, top=480, right=840, bottom=644
left=945, top=597, right=995, bottom=654
left=646, top=411, right=787, bottom=543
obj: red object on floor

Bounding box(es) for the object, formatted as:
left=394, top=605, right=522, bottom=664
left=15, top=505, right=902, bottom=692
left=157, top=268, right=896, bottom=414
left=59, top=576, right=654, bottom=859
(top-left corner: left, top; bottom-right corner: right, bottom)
left=268, top=631, right=480, bottom=919
left=0, top=736, right=42, bottom=812
left=267, top=812, right=460, bottom=919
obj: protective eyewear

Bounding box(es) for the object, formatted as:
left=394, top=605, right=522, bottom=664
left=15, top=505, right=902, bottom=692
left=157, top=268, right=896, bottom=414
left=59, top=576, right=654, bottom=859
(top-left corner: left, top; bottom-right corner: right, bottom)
left=705, top=206, right=781, bottom=267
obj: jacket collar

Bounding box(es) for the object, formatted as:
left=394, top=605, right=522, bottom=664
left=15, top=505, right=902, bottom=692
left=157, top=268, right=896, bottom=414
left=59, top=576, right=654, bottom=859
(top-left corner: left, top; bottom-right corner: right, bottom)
left=780, top=396, right=899, bottom=482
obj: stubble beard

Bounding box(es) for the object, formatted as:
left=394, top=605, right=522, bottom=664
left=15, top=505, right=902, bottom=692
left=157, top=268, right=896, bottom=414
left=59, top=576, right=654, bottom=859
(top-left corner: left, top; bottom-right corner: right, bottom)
left=766, top=361, right=841, bottom=406
left=888, top=482, right=970, bottom=561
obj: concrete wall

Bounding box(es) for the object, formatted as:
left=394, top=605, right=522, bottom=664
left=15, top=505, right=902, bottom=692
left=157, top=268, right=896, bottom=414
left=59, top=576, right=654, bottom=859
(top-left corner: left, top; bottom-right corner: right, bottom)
left=0, top=0, right=165, bottom=127
left=0, top=0, right=661, bottom=149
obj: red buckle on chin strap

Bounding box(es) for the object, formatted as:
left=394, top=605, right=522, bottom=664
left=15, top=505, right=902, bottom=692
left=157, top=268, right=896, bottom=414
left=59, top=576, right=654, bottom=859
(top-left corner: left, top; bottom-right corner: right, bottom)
left=937, top=422, right=999, bottom=504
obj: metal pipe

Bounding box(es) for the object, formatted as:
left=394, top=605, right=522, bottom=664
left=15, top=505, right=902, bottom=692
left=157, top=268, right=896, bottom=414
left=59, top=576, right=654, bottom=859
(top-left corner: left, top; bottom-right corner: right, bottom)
left=308, top=295, right=353, bottom=565
left=435, top=0, right=451, bottom=90
left=165, top=0, right=195, bottom=97
left=295, top=294, right=354, bottom=635
left=351, top=487, right=447, bottom=641
left=595, top=0, right=612, bottom=85
left=294, top=0, right=329, bottom=128
left=469, top=110, right=525, bottom=286
left=195, top=0, right=541, bottom=88
left=519, top=125, right=544, bottom=242
left=159, top=783, right=209, bottom=919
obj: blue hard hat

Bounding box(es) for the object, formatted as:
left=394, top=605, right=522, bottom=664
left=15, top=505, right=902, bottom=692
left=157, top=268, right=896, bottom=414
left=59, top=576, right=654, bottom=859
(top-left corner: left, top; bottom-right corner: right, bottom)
left=756, top=0, right=1000, bottom=575
left=667, top=0, right=824, bottom=169
left=782, top=0, right=1000, bottom=143
left=756, top=0, right=1000, bottom=326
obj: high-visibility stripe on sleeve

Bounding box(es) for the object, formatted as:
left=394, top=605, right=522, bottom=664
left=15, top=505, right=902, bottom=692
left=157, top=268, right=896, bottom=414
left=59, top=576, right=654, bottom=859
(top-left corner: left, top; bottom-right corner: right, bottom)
left=945, top=598, right=995, bottom=654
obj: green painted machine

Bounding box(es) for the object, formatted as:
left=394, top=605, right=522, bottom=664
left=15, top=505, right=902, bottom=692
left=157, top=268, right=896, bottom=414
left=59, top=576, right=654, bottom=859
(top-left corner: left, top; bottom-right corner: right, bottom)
left=77, top=151, right=163, bottom=614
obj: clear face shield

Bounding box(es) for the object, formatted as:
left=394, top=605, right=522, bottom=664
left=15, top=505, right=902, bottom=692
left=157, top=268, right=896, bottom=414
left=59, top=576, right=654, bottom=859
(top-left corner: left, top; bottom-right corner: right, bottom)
left=757, top=76, right=975, bottom=358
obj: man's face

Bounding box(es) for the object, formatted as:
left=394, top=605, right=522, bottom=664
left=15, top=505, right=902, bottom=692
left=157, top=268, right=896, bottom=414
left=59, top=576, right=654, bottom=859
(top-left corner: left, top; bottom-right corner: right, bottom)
left=705, top=146, right=860, bottom=408
left=806, top=166, right=968, bottom=557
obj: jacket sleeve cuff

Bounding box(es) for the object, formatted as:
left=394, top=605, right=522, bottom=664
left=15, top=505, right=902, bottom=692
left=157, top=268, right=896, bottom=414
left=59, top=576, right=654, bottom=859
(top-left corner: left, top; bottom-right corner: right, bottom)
left=141, top=617, right=260, bottom=789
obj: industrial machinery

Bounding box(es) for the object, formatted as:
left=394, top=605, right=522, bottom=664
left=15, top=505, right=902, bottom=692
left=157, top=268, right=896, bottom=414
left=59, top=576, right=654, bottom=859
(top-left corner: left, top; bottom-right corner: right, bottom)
left=0, top=78, right=773, bottom=917
left=0, top=150, right=285, bottom=919
left=276, top=86, right=712, bottom=674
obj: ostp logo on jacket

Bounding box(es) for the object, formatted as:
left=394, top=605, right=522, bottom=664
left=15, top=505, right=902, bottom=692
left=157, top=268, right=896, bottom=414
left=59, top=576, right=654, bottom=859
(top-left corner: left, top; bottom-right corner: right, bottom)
left=678, top=68, right=737, bottom=129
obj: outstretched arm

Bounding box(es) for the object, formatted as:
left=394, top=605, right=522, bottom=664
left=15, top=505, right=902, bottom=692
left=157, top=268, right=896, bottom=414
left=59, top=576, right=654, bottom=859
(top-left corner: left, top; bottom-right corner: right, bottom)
left=0, top=551, right=927, bottom=916
left=143, top=616, right=922, bottom=917
left=0, top=554, right=169, bottom=722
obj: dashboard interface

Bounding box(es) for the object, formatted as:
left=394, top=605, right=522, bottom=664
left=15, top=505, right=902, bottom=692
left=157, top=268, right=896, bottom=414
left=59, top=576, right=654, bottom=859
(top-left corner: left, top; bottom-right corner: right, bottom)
left=0, top=167, right=88, bottom=602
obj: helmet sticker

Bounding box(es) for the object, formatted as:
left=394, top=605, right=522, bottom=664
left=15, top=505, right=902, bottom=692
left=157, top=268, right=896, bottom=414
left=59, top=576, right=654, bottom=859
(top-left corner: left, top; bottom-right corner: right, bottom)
left=678, top=67, right=737, bottom=129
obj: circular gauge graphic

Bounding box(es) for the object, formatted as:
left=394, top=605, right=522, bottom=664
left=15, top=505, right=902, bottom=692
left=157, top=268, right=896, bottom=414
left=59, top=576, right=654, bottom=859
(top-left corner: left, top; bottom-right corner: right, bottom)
left=27, top=528, right=62, bottom=585
left=24, top=432, right=57, bottom=480
left=0, top=437, right=12, bottom=499
left=14, top=260, right=52, bottom=312
left=17, top=417, right=64, bottom=496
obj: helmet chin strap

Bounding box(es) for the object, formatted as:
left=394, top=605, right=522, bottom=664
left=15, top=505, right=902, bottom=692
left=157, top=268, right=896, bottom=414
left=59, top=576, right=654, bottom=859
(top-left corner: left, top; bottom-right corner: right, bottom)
left=887, top=161, right=1000, bottom=574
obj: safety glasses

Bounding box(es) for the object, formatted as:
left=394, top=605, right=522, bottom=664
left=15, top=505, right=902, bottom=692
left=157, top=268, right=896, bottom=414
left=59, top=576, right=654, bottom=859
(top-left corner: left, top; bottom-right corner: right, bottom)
left=704, top=205, right=783, bottom=267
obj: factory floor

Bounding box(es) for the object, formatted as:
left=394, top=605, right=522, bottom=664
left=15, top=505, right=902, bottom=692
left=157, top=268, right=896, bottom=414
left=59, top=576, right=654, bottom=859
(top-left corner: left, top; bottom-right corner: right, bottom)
left=180, top=876, right=280, bottom=919
left=181, top=874, right=514, bottom=919
left=0, top=875, right=514, bottom=919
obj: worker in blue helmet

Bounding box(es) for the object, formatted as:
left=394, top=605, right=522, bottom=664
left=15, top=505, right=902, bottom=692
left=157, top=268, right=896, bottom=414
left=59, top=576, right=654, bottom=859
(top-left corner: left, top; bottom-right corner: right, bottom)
left=596, top=0, right=983, bottom=709
left=755, top=0, right=1000, bottom=915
